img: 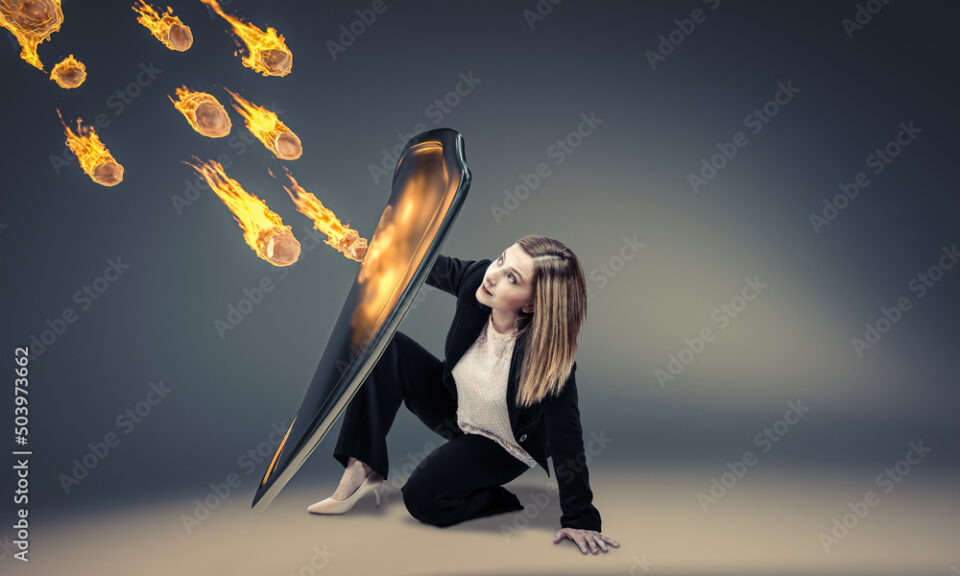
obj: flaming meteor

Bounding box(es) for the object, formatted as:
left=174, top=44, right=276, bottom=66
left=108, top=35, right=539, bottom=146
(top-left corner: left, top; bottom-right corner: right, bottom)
left=57, top=109, right=124, bottom=187
left=49, top=54, right=86, bottom=88
left=225, top=88, right=301, bottom=160
left=199, top=0, right=292, bottom=77
left=0, top=0, right=63, bottom=71
left=184, top=158, right=300, bottom=267
left=169, top=86, right=231, bottom=138
left=272, top=167, right=368, bottom=262
left=133, top=0, right=192, bottom=51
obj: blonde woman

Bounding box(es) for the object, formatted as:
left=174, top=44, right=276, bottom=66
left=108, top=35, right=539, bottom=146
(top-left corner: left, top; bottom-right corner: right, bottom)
left=308, top=235, right=619, bottom=555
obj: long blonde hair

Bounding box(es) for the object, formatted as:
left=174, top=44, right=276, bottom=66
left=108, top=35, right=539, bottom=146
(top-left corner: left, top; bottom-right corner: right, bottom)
left=511, top=235, right=587, bottom=407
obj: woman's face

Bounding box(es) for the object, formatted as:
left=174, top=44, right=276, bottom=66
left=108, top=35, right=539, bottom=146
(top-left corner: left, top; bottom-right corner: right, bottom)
left=476, top=243, right=535, bottom=314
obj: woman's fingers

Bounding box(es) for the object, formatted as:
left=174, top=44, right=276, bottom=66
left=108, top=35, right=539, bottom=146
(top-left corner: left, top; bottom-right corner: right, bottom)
left=584, top=533, right=599, bottom=554
left=563, top=531, right=587, bottom=554
left=556, top=528, right=619, bottom=554
left=601, top=534, right=620, bottom=547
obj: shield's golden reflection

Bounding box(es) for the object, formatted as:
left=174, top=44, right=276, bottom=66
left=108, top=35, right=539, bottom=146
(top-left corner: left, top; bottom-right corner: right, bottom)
left=349, top=142, right=453, bottom=350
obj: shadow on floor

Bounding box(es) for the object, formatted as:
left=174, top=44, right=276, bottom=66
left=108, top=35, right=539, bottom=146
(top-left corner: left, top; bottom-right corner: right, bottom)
left=393, top=484, right=561, bottom=534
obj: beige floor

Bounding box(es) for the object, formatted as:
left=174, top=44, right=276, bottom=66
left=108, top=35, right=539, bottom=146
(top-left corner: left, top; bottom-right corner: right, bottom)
left=25, top=466, right=960, bottom=575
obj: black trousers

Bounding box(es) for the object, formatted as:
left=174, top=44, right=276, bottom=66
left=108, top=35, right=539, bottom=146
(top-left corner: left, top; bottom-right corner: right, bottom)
left=333, top=331, right=530, bottom=527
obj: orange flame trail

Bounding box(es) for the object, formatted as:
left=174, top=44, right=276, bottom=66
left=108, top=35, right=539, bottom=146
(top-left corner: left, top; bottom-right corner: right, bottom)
left=0, top=0, right=64, bottom=71
left=169, top=86, right=231, bottom=138
left=57, top=110, right=124, bottom=187
left=133, top=0, right=192, bottom=51
left=273, top=167, right=368, bottom=262
left=49, top=54, right=85, bottom=88
left=184, top=158, right=301, bottom=267
left=199, top=0, right=292, bottom=77
left=225, top=88, right=301, bottom=160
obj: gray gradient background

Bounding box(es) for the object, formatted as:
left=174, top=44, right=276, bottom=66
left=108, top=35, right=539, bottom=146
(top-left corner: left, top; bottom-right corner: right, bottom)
left=1, top=0, right=958, bottom=559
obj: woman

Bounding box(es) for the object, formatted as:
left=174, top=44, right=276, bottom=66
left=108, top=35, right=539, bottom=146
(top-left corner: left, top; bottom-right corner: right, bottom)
left=308, top=235, right=619, bottom=555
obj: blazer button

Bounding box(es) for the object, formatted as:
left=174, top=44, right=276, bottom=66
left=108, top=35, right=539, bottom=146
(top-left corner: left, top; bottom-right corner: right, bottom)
left=519, top=434, right=527, bottom=442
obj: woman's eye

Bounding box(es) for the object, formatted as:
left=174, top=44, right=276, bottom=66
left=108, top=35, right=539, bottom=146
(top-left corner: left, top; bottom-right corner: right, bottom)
left=508, top=274, right=516, bottom=284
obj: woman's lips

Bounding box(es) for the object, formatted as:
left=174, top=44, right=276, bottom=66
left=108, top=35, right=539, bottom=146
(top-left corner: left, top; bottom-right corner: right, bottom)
left=481, top=285, right=492, bottom=295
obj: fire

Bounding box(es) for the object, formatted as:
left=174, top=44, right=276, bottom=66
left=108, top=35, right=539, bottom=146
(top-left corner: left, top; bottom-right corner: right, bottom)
left=184, top=158, right=301, bottom=267
left=168, top=86, right=231, bottom=138
left=0, top=0, right=63, bottom=71
left=272, top=167, right=368, bottom=262
left=49, top=54, right=85, bottom=88
left=225, top=88, right=301, bottom=160
left=199, top=0, right=292, bottom=77
left=132, top=0, right=192, bottom=51
left=57, top=109, right=124, bottom=187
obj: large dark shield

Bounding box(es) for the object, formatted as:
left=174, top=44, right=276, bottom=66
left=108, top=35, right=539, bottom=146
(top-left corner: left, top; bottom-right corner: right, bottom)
left=252, top=128, right=471, bottom=510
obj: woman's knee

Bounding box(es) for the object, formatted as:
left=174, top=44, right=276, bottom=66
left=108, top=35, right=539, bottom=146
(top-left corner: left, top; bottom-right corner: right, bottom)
left=400, top=486, right=436, bottom=525
left=401, top=473, right=447, bottom=526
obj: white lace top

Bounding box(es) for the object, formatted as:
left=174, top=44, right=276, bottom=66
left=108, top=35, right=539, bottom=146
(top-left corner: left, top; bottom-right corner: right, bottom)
left=451, top=314, right=537, bottom=468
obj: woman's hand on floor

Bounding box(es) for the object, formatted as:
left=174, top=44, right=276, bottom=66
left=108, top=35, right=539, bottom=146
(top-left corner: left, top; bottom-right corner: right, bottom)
left=553, top=527, right=620, bottom=554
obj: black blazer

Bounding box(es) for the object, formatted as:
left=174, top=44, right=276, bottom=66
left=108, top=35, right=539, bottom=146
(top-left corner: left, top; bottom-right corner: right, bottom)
left=426, top=254, right=602, bottom=532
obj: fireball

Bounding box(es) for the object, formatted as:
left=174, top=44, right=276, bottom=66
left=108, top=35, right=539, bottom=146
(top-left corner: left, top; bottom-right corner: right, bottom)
left=0, top=0, right=64, bottom=71
left=184, top=158, right=301, bottom=267
left=273, top=167, right=368, bottom=262
left=199, top=0, right=292, bottom=77
left=49, top=54, right=86, bottom=88
left=57, top=109, right=124, bottom=187
left=225, top=88, right=301, bottom=160
left=168, top=86, right=231, bottom=138
left=133, top=0, right=192, bottom=51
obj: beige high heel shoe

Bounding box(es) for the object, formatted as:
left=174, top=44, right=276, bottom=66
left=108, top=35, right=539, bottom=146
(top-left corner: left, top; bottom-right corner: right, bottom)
left=307, top=472, right=383, bottom=515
